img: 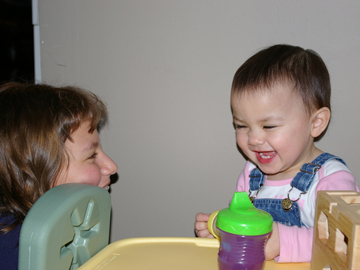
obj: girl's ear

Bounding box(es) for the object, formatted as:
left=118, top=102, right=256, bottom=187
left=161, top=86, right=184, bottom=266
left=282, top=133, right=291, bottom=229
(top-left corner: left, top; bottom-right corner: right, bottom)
left=311, top=107, right=331, bottom=138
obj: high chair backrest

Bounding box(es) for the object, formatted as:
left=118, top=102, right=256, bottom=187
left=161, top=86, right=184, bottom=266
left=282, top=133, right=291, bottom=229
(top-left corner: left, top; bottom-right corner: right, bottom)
left=18, top=184, right=111, bottom=270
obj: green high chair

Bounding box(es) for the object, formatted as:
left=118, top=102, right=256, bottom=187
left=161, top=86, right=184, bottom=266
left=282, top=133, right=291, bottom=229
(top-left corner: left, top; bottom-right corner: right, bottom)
left=18, top=184, right=111, bottom=270
left=18, top=184, right=311, bottom=270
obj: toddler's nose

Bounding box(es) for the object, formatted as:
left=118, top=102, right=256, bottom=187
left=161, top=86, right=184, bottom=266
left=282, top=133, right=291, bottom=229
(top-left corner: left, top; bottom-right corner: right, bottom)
left=248, top=131, right=265, bottom=146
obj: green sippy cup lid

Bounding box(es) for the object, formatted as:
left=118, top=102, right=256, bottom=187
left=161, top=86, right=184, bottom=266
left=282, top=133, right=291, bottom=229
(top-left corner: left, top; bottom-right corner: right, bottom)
left=216, top=192, right=273, bottom=236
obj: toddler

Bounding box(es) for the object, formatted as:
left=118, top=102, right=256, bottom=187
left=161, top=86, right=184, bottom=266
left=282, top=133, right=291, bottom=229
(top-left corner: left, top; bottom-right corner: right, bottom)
left=0, top=82, right=118, bottom=270
left=195, top=44, right=359, bottom=262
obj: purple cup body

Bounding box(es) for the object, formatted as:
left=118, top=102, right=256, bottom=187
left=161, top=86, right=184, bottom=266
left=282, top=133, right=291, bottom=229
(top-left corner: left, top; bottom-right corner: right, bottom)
left=218, top=228, right=269, bottom=270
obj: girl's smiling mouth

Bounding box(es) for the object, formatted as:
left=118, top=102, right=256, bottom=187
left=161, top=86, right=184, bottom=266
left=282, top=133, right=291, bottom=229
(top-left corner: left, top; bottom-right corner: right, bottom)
left=256, top=151, right=277, bottom=164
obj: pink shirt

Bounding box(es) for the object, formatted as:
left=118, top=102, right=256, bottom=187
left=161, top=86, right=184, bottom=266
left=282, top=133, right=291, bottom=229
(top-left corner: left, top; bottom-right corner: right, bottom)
left=235, top=160, right=359, bottom=262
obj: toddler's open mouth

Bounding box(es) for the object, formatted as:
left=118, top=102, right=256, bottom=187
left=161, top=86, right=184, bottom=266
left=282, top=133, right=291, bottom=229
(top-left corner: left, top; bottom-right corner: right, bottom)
left=259, top=152, right=276, bottom=159
left=256, top=151, right=276, bottom=164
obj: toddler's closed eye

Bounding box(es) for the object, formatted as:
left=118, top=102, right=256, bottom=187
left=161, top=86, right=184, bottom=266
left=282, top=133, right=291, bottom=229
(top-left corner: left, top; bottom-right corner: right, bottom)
left=263, top=126, right=276, bottom=129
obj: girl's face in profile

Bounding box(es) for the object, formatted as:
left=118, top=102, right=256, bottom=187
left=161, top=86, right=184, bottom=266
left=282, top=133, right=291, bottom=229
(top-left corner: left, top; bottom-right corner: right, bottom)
left=55, top=121, right=118, bottom=188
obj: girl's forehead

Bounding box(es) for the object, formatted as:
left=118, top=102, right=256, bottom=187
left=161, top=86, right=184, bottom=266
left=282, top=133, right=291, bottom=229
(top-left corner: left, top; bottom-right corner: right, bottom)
left=231, top=85, right=308, bottom=119
left=231, top=84, right=302, bottom=104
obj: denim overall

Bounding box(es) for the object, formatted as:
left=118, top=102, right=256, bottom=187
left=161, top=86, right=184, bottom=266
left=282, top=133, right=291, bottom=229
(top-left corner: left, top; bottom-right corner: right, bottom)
left=249, top=153, right=346, bottom=228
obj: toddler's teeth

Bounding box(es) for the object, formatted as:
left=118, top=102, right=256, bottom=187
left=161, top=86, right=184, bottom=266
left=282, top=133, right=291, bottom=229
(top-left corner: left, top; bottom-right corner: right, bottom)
left=259, top=152, right=275, bottom=159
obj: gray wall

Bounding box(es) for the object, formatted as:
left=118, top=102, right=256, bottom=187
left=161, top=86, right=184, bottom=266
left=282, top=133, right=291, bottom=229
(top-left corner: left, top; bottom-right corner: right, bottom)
left=37, top=0, right=360, bottom=241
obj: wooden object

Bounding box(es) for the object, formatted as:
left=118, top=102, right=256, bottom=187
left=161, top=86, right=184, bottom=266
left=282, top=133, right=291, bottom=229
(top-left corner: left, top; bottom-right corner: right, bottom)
left=311, top=191, right=360, bottom=270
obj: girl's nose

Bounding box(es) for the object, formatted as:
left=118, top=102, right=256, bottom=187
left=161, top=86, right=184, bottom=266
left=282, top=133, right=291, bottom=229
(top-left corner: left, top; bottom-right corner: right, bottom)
left=248, top=130, right=265, bottom=146
left=101, top=154, right=118, bottom=176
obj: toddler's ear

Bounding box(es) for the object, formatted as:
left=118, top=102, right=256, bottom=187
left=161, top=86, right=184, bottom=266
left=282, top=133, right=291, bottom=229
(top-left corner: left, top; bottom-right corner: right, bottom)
left=311, top=107, right=331, bottom=138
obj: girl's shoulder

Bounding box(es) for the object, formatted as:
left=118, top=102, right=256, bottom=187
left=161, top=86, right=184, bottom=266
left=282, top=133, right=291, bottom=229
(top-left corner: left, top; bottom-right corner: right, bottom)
left=321, top=158, right=351, bottom=177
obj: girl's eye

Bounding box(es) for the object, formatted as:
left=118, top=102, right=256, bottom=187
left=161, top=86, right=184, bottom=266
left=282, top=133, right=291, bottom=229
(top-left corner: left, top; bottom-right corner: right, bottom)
left=264, top=126, right=276, bottom=129
left=235, top=124, right=246, bottom=129
left=88, top=153, right=98, bottom=159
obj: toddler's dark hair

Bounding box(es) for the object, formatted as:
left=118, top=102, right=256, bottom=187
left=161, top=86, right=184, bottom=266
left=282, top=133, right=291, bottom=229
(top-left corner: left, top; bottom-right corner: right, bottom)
left=232, top=44, right=331, bottom=116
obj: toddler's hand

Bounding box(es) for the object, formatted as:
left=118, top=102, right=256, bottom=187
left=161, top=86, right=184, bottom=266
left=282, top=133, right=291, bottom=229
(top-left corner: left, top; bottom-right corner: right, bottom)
left=265, top=222, right=280, bottom=260
left=194, top=212, right=214, bottom=238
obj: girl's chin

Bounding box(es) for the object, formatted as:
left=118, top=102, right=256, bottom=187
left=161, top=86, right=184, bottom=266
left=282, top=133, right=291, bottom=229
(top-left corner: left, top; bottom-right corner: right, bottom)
left=257, top=165, right=293, bottom=180
left=255, top=163, right=280, bottom=175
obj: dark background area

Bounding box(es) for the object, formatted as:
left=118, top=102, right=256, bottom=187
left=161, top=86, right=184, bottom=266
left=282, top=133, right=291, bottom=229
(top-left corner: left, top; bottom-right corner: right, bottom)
left=0, top=0, right=34, bottom=84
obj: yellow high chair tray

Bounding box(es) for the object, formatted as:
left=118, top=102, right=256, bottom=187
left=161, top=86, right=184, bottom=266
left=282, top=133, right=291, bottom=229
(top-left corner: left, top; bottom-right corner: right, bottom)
left=78, top=237, right=310, bottom=270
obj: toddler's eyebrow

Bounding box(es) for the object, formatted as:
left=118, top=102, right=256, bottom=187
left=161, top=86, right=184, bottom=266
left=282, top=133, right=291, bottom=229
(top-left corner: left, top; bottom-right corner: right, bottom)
left=259, top=116, right=284, bottom=122
left=232, top=115, right=284, bottom=123
left=232, top=115, right=243, bottom=122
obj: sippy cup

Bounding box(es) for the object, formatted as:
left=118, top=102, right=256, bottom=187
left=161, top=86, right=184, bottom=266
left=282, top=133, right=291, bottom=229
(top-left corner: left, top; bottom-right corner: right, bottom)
left=208, top=192, right=273, bottom=270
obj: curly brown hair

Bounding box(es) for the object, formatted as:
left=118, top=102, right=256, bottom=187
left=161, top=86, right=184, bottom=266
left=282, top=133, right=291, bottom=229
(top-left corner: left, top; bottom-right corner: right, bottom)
left=0, top=82, right=107, bottom=233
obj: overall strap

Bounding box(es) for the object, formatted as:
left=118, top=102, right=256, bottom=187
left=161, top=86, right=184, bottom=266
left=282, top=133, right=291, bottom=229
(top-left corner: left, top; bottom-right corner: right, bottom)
left=249, top=167, right=265, bottom=191
left=291, top=152, right=346, bottom=192
left=248, top=152, right=346, bottom=194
